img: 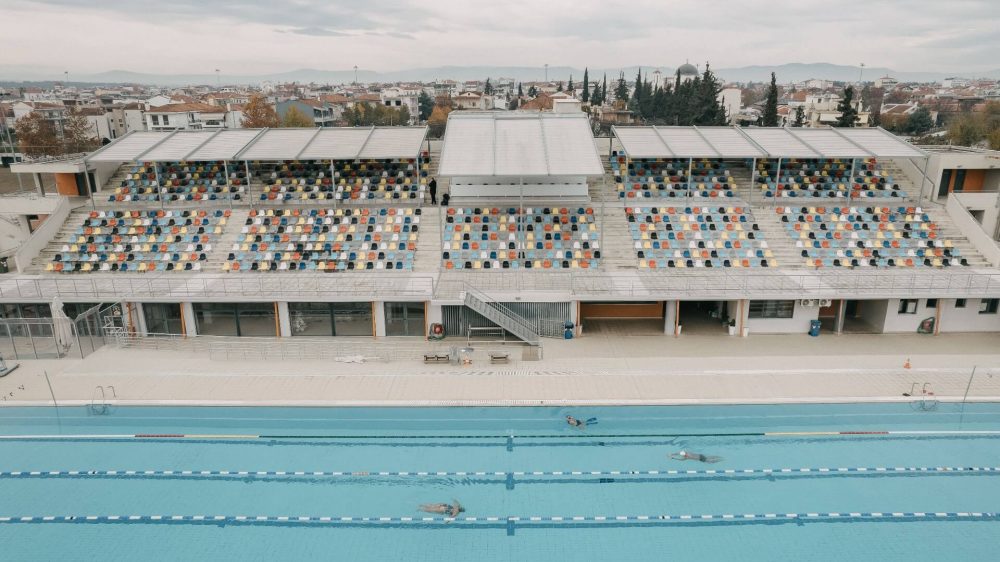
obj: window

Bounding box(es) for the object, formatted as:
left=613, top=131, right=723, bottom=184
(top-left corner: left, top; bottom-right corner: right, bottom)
left=162, top=115, right=169, bottom=125
left=289, top=302, right=374, bottom=337
left=194, top=302, right=276, bottom=337
left=143, top=303, right=183, bottom=335
left=955, top=299, right=967, bottom=308
left=748, top=300, right=795, bottom=319
left=898, top=300, right=918, bottom=315
left=980, top=299, right=999, bottom=315
left=925, top=299, right=938, bottom=309
left=151, top=115, right=159, bottom=125
left=385, top=302, right=425, bottom=336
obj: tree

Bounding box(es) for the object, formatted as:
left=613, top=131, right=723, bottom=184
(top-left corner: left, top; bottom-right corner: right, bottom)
left=694, top=63, right=727, bottom=125
left=509, top=97, right=519, bottom=110
left=14, top=112, right=60, bottom=158
left=793, top=105, right=805, bottom=127
left=567, top=76, right=574, bottom=96
left=417, top=91, right=434, bottom=121
left=427, top=104, right=451, bottom=138
left=590, top=81, right=601, bottom=106
left=905, top=106, right=934, bottom=135
left=342, top=103, right=410, bottom=127
left=613, top=73, right=629, bottom=106
left=762, top=72, right=779, bottom=127
left=484, top=78, right=493, bottom=95
left=556, top=81, right=563, bottom=92
left=517, top=83, right=523, bottom=98
left=835, top=85, right=859, bottom=127
left=527, top=85, right=538, bottom=97
left=948, top=114, right=984, bottom=146
left=62, top=107, right=100, bottom=153
left=601, top=74, right=607, bottom=105
left=241, top=94, right=280, bottom=128
left=282, top=105, right=313, bottom=127
left=581, top=68, right=589, bottom=103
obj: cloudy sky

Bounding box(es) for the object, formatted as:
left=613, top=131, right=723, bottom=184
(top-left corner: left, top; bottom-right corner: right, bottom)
left=3, top=0, right=998, bottom=75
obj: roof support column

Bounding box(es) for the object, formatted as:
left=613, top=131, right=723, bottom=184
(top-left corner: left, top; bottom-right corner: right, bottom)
left=687, top=157, right=694, bottom=201
left=245, top=160, right=254, bottom=210
left=774, top=157, right=783, bottom=204
left=749, top=158, right=757, bottom=205
left=331, top=159, right=338, bottom=210
left=151, top=161, right=164, bottom=210
left=223, top=160, right=232, bottom=210
left=848, top=158, right=857, bottom=204
left=83, top=167, right=95, bottom=210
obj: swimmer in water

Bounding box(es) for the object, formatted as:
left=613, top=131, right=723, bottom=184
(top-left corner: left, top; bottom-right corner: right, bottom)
left=669, top=450, right=723, bottom=463
left=566, top=415, right=599, bottom=429
left=419, top=499, right=464, bottom=517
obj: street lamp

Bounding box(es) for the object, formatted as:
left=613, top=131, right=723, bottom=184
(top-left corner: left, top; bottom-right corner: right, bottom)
left=858, top=63, right=865, bottom=84
left=354, top=65, right=358, bottom=86
left=544, top=64, right=548, bottom=82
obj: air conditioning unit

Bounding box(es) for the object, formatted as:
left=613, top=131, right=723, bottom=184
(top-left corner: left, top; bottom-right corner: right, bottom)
left=818, top=299, right=833, bottom=307
left=799, top=299, right=816, bottom=307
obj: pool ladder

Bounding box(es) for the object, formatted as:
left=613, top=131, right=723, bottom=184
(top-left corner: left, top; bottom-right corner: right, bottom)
left=90, top=386, right=116, bottom=415
left=904, top=382, right=938, bottom=411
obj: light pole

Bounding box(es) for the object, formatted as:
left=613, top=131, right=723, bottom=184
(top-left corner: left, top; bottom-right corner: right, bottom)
left=858, top=63, right=865, bottom=84
left=544, top=64, right=548, bottom=83
left=354, top=65, right=358, bottom=86
left=215, top=69, right=220, bottom=86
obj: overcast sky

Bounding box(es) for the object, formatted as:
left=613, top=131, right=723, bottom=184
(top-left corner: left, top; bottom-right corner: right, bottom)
left=4, top=0, right=998, bottom=75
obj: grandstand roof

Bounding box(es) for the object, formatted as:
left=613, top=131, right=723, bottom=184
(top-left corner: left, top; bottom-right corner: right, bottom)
left=438, top=112, right=605, bottom=177
left=85, top=127, right=428, bottom=163
left=612, top=126, right=927, bottom=159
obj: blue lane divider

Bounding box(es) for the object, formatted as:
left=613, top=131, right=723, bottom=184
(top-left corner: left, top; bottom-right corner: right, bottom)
left=0, top=511, right=997, bottom=526
left=1, top=466, right=997, bottom=480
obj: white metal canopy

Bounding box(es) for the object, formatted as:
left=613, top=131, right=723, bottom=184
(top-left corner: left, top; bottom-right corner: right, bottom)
left=85, top=127, right=428, bottom=163
left=612, top=126, right=926, bottom=160
left=438, top=112, right=605, bottom=177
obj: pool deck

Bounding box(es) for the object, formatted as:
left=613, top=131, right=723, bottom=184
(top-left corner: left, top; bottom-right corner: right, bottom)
left=2, top=332, right=1000, bottom=407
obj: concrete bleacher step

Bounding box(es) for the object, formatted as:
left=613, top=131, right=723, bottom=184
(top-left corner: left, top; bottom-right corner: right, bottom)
left=752, top=209, right=808, bottom=269
left=593, top=205, right=637, bottom=271
left=412, top=205, right=442, bottom=273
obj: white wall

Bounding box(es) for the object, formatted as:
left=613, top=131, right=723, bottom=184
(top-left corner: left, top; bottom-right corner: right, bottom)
left=880, top=298, right=936, bottom=333
left=745, top=300, right=818, bottom=334
left=925, top=151, right=1000, bottom=202
left=13, top=196, right=70, bottom=272
left=939, top=299, right=1000, bottom=332
left=946, top=193, right=1000, bottom=266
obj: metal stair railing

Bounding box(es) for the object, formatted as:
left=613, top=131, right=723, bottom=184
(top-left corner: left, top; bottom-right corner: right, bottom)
left=461, top=284, right=540, bottom=346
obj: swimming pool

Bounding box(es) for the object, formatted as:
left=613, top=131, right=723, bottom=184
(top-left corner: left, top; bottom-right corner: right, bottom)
left=1, top=403, right=998, bottom=561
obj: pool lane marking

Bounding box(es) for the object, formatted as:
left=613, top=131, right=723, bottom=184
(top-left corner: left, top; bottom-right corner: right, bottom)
left=0, top=512, right=996, bottom=526
left=3, top=430, right=1000, bottom=441
left=2, top=466, right=997, bottom=480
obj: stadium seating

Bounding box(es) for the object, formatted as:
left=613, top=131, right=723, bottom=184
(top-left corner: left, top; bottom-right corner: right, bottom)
left=255, top=159, right=426, bottom=202
left=626, top=206, right=774, bottom=268
left=106, top=161, right=246, bottom=203
left=47, top=209, right=229, bottom=272
left=442, top=207, right=600, bottom=270
left=777, top=205, right=967, bottom=267
left=757, top=158, right=906, bottom=199
left=611, top=154, right=736, bottom=199
left=226, top=207, right=420, bottom=272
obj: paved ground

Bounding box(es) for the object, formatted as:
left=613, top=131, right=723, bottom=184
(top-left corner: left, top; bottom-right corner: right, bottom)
left=1, top=332, right=998, bottom=407
left=0, top=167, right=29, bottom=194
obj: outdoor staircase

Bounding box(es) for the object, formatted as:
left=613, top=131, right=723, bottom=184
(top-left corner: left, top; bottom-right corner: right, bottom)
left=461, top=285, right=541, bottom=346
left=411, top=205, right=441, bottom=273
left=593, top=204, right=637, bottom=270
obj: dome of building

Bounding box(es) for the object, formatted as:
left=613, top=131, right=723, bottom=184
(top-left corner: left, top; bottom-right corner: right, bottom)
left=677, top=63, right=698, bottom=76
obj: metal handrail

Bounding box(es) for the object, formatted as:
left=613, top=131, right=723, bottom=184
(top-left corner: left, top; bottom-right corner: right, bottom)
left=462, top=284, right=540, bottom=337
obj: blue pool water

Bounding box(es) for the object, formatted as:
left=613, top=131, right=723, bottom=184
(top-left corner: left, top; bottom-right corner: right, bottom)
left=1, top=403, right=999, bottom=561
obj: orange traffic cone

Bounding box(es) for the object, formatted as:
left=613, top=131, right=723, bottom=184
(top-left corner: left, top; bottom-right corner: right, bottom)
left=903, top=358, right=912, bottom=370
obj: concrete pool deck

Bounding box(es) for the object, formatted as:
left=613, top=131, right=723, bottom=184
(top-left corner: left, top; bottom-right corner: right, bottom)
left=1, top=332, right=999, bottom=407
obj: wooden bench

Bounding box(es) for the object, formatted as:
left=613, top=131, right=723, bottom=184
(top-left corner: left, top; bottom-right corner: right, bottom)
left=423, top=353, right=450, bottom=364
left=489, top=352, right=510, bottom=364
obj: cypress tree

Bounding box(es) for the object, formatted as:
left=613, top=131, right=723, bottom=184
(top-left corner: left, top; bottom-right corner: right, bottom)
left=517, top=82, right=523, bottom=97
left=601, top=74, right=608, bottom=104
left=568, top=75, right=574, bottom=95
left=591, top=81, right=601, bottom=105
left=762, top=72, right=779, bottom=127
left=836, top=85, right=859, bottom=127
left=581, top=68, right=590, bottom=102
left=793, top=106, right=805, bottom=127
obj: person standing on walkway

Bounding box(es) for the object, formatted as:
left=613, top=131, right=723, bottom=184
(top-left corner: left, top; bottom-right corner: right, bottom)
left=429, top=177, right=438, bottom=205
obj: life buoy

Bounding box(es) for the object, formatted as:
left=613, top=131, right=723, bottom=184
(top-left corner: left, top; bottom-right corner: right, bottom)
left=429, top=323, right=445, bottom=338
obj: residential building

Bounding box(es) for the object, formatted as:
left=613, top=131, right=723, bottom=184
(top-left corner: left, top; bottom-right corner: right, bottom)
left=145, top=102, right=229, bottom=131
left=276, top=99, right=335, bottom=127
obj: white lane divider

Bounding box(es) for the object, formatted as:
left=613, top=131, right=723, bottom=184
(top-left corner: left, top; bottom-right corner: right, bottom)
left=0, top=512, right=995, bottom=525
left=0, top=466, right=997, bottom=479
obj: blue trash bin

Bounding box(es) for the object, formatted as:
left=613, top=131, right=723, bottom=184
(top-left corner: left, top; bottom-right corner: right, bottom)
left=809, top=320, right=821, bottom=337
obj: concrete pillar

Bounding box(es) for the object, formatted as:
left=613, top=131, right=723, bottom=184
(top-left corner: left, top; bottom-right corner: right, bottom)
left=665, top=300, right=679, bottom=336
left=569, top=300, right=580, bottom=336
left=33, top=173, right=43, bottom=192
left=277, top=301, right=291, bottom=337
left=373, top=301, right=386, bottom=337
left=426, top=302, right=443, bottom=326
left=736, top=299, right=750, bottom=337
left=835, top=299, right=847, bottom=334
left=132, top=302, right=148, bottom=336
left=181, top=302, right=197, bottom=337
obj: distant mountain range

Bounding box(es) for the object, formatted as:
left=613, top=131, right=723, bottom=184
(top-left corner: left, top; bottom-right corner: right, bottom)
left=1, top=63, right=998, bottom=87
